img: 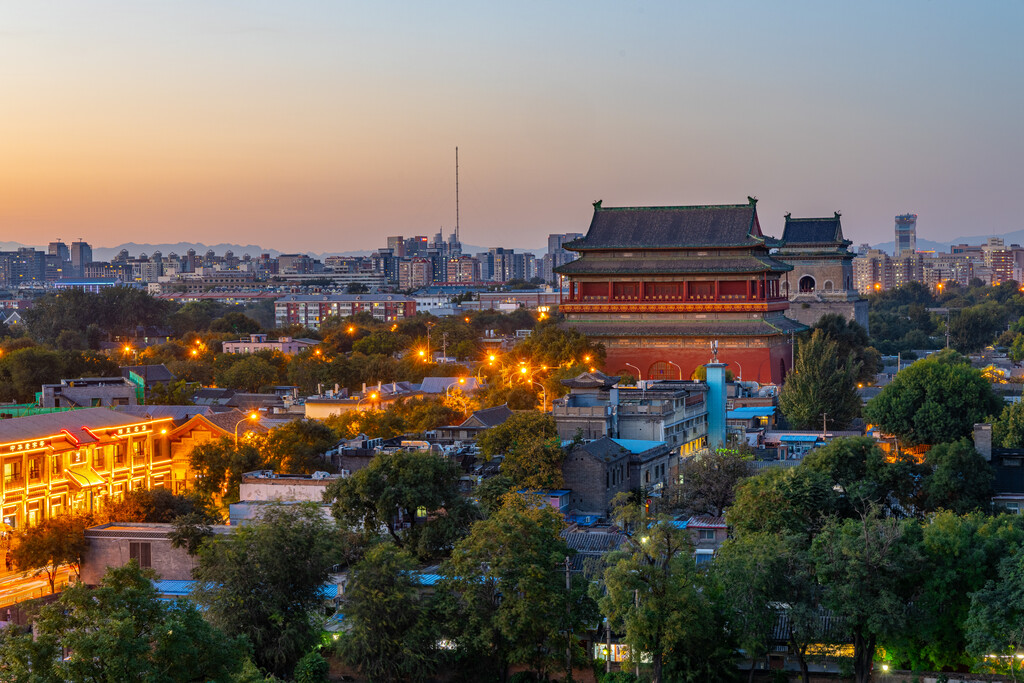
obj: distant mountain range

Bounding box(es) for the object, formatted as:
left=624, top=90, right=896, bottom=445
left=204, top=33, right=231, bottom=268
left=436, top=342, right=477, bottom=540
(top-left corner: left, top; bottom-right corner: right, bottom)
left=15, top=228, right=1023, bottom=262
left=870, top=228, right=1024, bottom=254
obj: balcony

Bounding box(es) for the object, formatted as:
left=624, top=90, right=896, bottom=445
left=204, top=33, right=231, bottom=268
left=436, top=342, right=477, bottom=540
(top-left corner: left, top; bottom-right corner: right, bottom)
left=2, top=476, right=25, bottom=490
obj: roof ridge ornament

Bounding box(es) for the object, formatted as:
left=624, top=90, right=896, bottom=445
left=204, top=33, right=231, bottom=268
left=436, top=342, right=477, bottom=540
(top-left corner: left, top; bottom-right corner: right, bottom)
left=593, top=199, right=603, bottom=209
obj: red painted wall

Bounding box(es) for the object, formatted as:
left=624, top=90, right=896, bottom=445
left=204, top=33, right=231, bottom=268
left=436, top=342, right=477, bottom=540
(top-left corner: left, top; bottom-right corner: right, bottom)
left=603, top=341, right=792, bottom=385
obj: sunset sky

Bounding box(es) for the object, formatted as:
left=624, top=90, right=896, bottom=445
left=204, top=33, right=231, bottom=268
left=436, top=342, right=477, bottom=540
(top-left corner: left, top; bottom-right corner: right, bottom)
left=2, top=1, right=1022, bottom=253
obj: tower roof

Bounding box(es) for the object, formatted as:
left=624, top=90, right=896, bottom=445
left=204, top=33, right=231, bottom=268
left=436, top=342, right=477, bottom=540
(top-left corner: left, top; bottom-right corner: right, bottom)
left=565, top=198, right=771, bottom=251
left=780, top=213, right=851, bottom=247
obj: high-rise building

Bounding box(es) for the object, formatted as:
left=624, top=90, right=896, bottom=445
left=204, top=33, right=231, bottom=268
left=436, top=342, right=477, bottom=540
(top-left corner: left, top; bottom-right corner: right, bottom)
left=895, top=214, right=917, bottom=256
left=387, top=236, right=406, bottom=258
left=542, top=232, right=583, bottom=282
left=70, top=240, right=92, bottom=278
left=48, top=240, right=70, bottom=263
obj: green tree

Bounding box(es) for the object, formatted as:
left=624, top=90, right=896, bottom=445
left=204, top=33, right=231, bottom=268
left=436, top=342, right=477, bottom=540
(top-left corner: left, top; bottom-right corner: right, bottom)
left=729, top=466, right=839, bottom=540
left=216, top=354, right=281, bottom=392
left=0, top=562, right=249, bottom=683
left=919, top=438, right=995, bottom=514
left=779, top=329, right=861, bottom=430
left=209, top=311, right=262, bottom=334
left=261, top=418, right=337, bottom=473
left=671, top=448, right=751, bottom=517
left=11, top=513, right=92, bottom=592
left=191, top=502, right=340, bottom=679
left=339, top=543, right=438, bottom=682
left=477, top=411, right=565, bottom=489
left=100, top=487, right=217, bottom=524
left=965, top=549, right=1024, bottom=681
left=864, top=349, right=1002, bottom=445
left=884, top=511, right=1024, bottom=672
left=993, top=399, right=1024, bottom=448
left=325, top=450, right=477, bottom=561
left=188, top=438, right=267, bottom=505
left=599, top=497, right=734, bottom=683
left=441, top=493, right=598, bottom=681
left=352, top=330, right=413, bottom=357
left=809, top=313, right=881, bottom=383
left=802, top=436, right=919, bottom=516
left=812, top=510, right=924, bottom=683
left=146, top=378, right=198, bottom=405
left=715, top=532, right=808, bottom=683
left=949, top=302, right=1007, bottom=353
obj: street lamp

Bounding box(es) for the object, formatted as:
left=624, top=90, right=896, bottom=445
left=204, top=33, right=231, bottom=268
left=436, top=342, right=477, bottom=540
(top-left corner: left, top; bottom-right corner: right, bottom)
left=530, top=380, right=548, bottom=412
left=732, top=361, right=743, bottom=382
left=624, top=362, right=642, bottom=381
left=446, top=378, right=467, bottom=397
left=667, top=361, right=683, bottom=380
left=356, top=392, right=378, bottom=411
left=234, top=412, right=260, bottom=446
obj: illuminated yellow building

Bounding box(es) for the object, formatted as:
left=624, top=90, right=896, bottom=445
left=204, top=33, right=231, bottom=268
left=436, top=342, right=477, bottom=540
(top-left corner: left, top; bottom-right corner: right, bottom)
left=0, top=408, right=174, bottom=530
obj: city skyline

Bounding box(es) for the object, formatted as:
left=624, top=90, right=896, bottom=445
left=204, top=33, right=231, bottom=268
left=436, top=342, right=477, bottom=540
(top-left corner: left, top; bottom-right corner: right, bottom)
left=3, top=1, right=1022, bottom=253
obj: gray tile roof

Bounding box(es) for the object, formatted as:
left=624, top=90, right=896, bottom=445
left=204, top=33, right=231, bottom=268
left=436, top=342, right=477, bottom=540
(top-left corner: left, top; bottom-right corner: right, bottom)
left=561, top=371, right=620, bottom=389
left=780, top=213, right=849, bottom=246
left=0, top=408, right=152, bottom=445
left=573, top=436, right=631, bottom=463
left=564, top=199, right=771, bottom=251
left=460, top=405, right=513, bottom=429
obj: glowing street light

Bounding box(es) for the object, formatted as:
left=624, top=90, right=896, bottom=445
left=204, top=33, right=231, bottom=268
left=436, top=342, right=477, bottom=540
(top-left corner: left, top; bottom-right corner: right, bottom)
left=356, top=392, right=379, bottom=410
left=234, top=412, right=260, bottom=446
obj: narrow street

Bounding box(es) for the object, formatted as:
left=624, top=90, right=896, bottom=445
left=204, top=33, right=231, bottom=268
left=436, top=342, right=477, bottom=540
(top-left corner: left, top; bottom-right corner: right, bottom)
left=0, top=565, right=73, bottom=613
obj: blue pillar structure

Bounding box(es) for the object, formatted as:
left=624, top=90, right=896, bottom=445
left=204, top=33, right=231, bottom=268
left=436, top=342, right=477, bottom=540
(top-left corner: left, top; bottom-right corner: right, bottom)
left=705, top=362, right=727, bottom=450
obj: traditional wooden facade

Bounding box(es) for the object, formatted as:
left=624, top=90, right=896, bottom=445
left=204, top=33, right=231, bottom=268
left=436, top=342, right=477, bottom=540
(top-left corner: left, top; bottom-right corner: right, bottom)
left=0, top=408, right=174, bottom=530
left=555, top=199, right=806, bottom=385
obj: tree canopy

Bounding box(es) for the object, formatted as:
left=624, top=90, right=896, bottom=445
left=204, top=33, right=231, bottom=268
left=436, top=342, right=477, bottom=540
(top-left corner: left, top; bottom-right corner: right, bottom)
left=864, top=349, right=1002, bottom=445
left=779, top=329, right=861, bottom=430
left=191, top=502, right=340, bottom=679
left=325, top=450, right=477, bottom=560
left=0, top=562, right=250, bottom=683
left=476, top=411, right=566, bottom=489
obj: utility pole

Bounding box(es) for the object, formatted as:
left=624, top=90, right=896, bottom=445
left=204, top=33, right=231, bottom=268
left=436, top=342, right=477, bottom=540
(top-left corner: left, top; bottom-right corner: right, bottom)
left=634, top=589, right=640, bottom=678
left=565, top=555, right=572, bottom=681
left=821, top=412, right=828, bottom=437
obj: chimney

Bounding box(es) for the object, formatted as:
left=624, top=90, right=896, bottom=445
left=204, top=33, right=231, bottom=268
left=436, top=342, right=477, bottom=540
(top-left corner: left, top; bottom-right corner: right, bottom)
left=974, top=423, right=993, bottom=462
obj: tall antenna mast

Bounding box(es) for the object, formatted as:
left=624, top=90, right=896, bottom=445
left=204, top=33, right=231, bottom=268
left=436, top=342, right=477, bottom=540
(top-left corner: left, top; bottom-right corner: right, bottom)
left=455, top=146, right=459, bottom=244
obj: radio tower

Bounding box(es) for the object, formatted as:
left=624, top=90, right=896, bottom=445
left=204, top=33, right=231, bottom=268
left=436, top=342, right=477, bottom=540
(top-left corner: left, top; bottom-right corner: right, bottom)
left=455, top=146, right=460, bottom=244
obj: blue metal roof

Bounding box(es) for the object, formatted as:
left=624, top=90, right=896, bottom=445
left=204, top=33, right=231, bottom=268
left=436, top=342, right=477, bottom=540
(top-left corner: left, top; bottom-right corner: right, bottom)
left=778, top=434, right=821, bottom=442
left=152, top=578, right=338, bottom=599
left=153, top=580, right=193, bottom=596
left=727, top=407, right=775, bottom=419
left=610, top=438, right=665, bottom=453
left=418, top=573, right=444, bottom=586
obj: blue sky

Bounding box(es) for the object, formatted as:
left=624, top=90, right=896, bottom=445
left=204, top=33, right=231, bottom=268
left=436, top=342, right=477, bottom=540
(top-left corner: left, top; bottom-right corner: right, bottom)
left=2, top=1, right=1022, bottom=252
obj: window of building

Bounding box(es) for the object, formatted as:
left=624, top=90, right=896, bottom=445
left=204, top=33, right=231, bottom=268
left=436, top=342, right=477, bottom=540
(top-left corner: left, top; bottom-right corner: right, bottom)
left=133, top=439, right=144, bottom=456
left=28, top=458, right=41, bottom=479
left=94, top=449, right=105, bottom=469
left=129, top=542, right=152, bottom=568
left=3, top=461, right=22, bottom=484
left=1005, top=502, right=1020, bottom=514
left=698, top=529, right=716, bottom=541
left=695, top=549, right=714, bottom=566
left=51, top=455, right=62, bottom=475
left=91, top=398, right=101, bottom=407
